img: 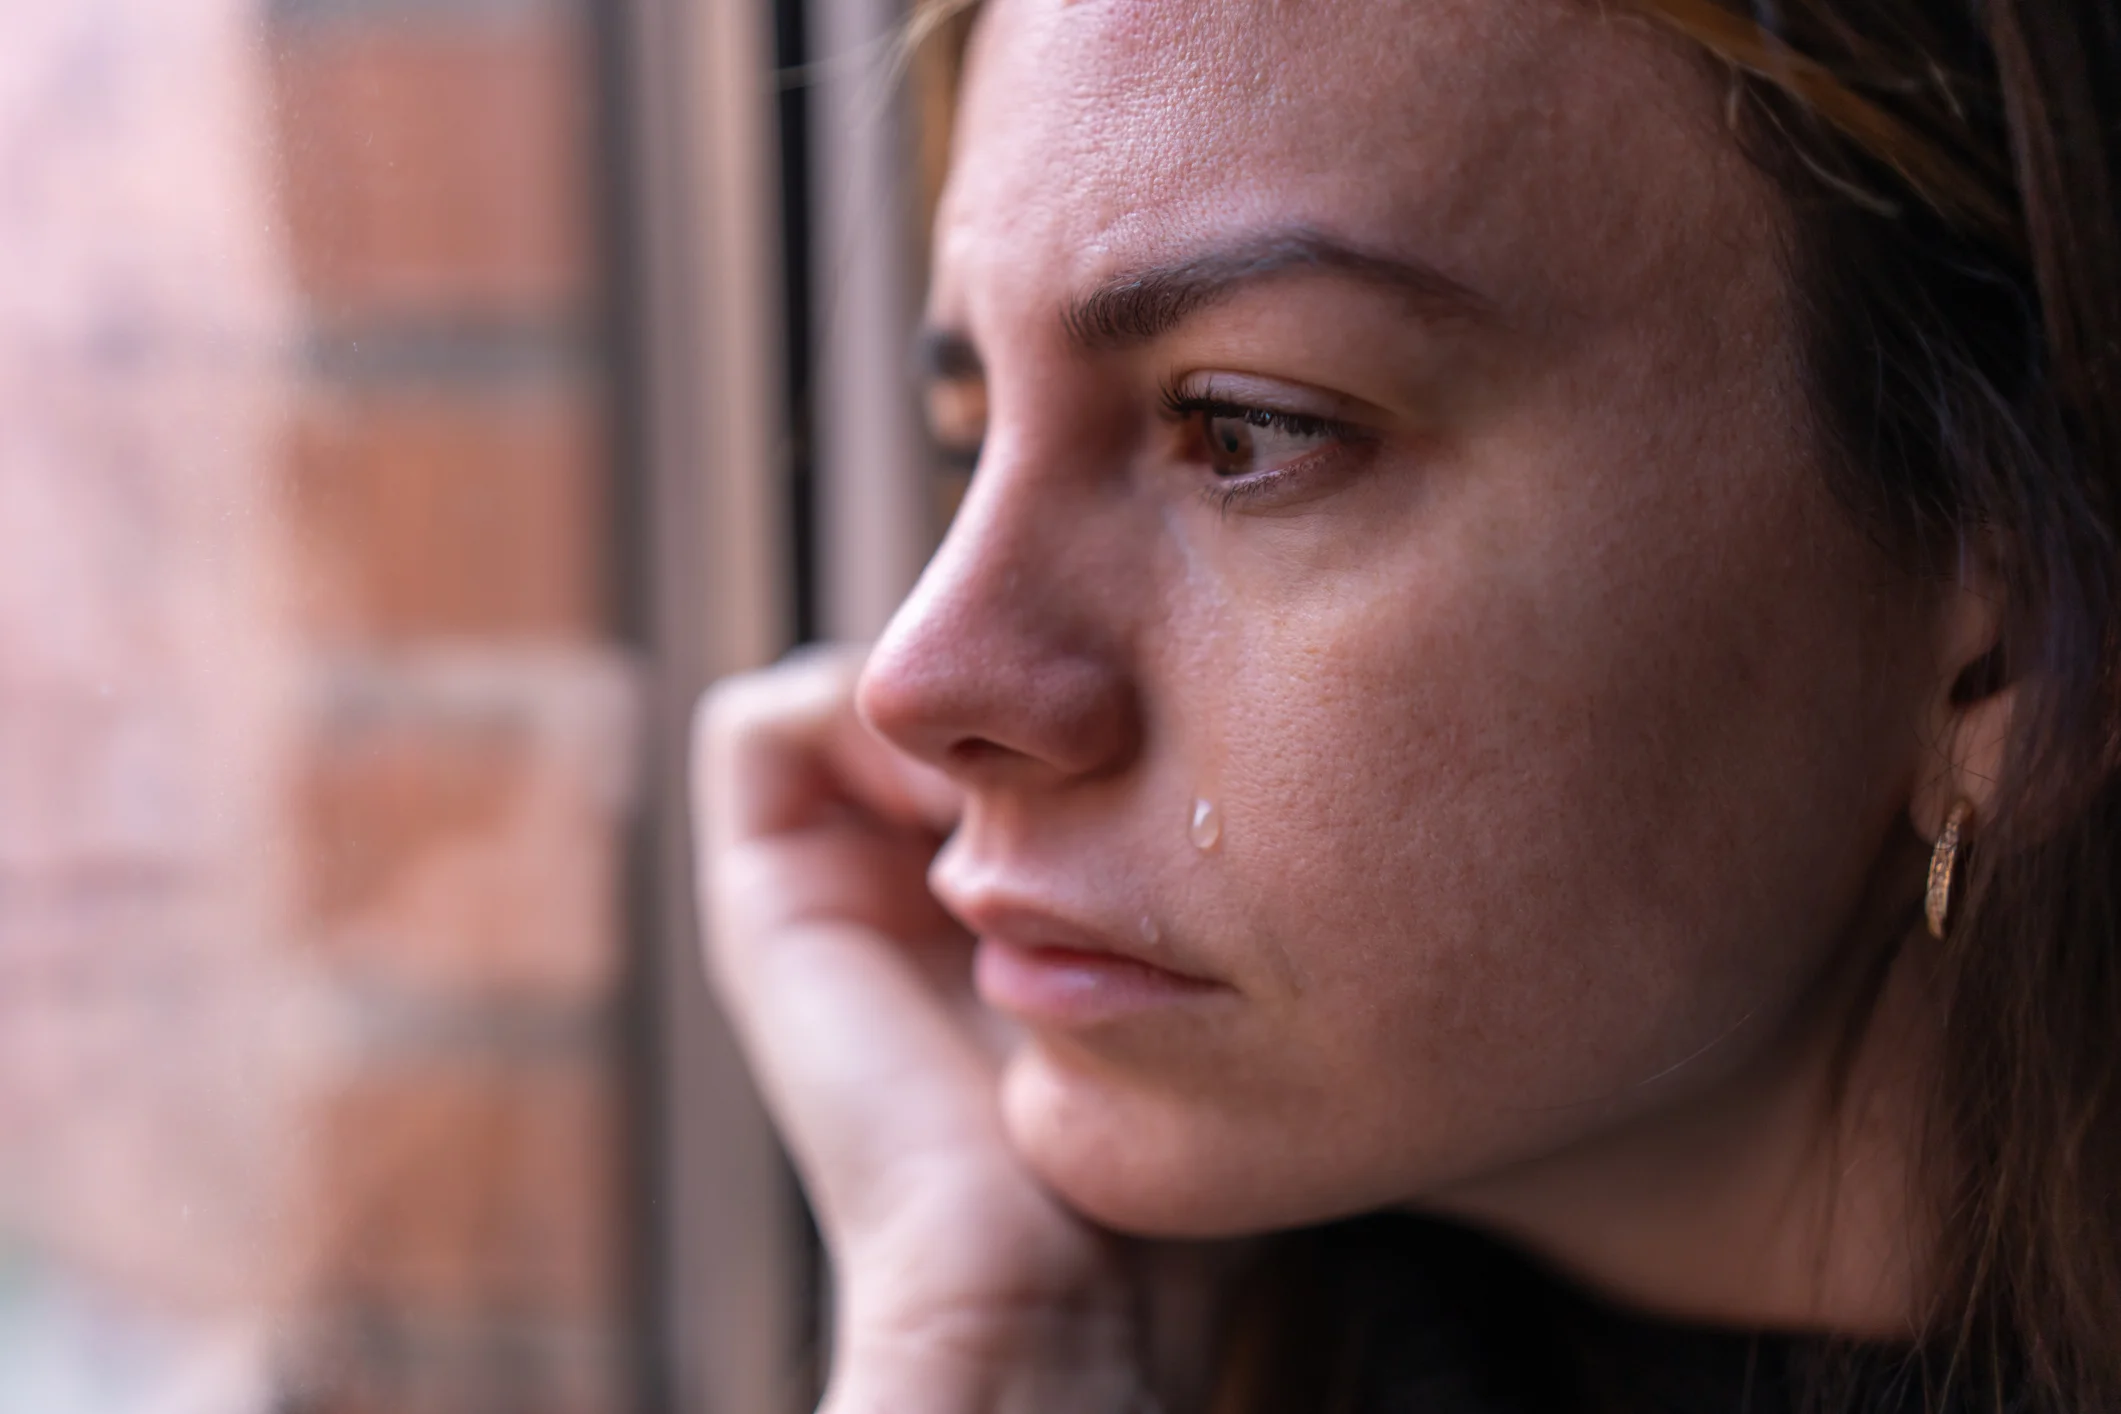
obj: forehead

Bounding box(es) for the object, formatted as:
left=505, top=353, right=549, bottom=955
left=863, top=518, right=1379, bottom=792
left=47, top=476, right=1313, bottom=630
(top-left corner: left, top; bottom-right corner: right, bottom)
left=935, top=0, right=1751, bottom=326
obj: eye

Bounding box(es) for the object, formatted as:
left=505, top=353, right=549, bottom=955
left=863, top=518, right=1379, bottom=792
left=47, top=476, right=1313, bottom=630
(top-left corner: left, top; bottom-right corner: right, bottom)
left=915, top=327, right=988, bottom=471
left=1196, top=404, right=1338, bottom=479
left=1164, top=388, right=1351, bottom=482
left=924, top=376, right=988, bottom=472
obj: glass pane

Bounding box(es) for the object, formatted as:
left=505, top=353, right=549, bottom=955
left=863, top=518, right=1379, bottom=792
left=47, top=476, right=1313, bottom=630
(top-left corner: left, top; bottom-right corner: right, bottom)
left=0, top=2, right=636, bottom=1410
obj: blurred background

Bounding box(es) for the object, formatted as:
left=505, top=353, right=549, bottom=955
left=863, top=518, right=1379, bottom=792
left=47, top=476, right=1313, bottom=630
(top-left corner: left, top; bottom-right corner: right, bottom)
left=0, top=0, right=966, bottom=1410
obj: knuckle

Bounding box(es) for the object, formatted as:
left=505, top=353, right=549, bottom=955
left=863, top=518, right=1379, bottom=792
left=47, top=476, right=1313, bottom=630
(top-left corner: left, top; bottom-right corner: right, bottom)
left=694, top=644, right=870, bottom=759
left=693, top=672, right=765, bottom=763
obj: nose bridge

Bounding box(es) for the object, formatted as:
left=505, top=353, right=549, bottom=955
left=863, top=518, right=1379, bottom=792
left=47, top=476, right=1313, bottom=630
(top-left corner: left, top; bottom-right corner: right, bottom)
left=857, top=442, right=1142, bottom=783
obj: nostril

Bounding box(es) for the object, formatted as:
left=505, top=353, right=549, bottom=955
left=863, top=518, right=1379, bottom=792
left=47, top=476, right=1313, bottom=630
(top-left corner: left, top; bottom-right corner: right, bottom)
left=945, top=737, right=1015, bottom=770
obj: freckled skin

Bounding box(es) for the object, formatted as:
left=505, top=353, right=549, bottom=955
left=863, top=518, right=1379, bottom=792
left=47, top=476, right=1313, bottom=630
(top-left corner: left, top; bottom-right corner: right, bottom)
left=859, top=0, right=1941, bottom=1301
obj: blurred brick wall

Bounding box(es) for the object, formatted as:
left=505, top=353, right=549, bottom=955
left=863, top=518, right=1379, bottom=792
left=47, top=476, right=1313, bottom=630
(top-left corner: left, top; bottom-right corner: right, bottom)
left=266, top=0, right=636, bottom=1410
left=0, top=3, right=302, bottom=1410
left=0, top=0, right=638, bottom=1411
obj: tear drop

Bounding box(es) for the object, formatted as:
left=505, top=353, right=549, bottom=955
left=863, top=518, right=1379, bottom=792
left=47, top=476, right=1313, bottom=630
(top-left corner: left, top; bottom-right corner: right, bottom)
left=1189, top=797, right=1222, bottom=852
left=1138, top=914, right=1161, bottom=947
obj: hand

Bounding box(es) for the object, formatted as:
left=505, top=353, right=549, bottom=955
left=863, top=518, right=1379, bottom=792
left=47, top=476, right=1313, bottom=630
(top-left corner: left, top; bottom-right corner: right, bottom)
left=695, top=645, right=1153, bottom=1413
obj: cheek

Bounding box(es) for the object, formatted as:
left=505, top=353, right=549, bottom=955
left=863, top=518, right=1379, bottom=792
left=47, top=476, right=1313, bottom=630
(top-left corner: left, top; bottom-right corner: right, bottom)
left=1207, top=571, right=1680, bottom=1141
left=1139, top=446, right=1913, bottom=1201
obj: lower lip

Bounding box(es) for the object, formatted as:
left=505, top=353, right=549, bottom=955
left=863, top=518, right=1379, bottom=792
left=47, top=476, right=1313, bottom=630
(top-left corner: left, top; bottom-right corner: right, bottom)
left=974, top=939, right=1220, bottom=1026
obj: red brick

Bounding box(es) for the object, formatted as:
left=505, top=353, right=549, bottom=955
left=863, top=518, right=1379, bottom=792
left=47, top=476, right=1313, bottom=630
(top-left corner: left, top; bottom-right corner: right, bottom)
left=1, top=5, right=639, bottom=1407
left=285, top=1326, right=630, bottom=1414
left=286, top=383, right=608, bottom=643
left=294, top=647, right=635, bottom=1004
left=270, top=19, right=595, bottom=321
left=298, top=1056, right=626, bottom=1319
left=298, top=708, right=516, bottom=921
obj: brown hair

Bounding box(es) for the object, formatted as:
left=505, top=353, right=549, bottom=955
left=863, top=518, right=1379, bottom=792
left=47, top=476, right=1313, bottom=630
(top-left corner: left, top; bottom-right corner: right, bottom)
left=909, top=1, right=2121, bottom=1408
left=1643, top=2, right=2121, bottom=1408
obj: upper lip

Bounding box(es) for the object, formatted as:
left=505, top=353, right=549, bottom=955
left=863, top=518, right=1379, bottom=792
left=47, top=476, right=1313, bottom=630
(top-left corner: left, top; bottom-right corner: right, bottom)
left=935, top=887, right=1225, bottom=987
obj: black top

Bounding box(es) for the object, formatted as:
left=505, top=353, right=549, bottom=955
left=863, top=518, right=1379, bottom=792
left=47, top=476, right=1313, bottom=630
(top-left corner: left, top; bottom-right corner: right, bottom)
left=1241, top=1215, right=1985, bottom=1414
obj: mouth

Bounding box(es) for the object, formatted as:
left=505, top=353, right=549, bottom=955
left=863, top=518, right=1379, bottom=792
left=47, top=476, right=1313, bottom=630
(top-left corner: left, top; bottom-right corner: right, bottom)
left=974, top=938, right=1225, bottom=1025
left=952, top=898, right=1229, bottom=1026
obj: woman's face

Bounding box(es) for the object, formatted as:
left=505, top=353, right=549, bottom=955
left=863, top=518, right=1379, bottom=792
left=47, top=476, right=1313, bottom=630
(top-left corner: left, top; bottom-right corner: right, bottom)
left=859, top=0, right=1939, bottom=1237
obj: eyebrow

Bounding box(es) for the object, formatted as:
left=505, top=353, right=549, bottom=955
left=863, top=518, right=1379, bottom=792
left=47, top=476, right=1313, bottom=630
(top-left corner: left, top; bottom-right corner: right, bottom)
left=914, top=228, right=1491, bottom=379
left=1063, top=228, right=1491, bottom=352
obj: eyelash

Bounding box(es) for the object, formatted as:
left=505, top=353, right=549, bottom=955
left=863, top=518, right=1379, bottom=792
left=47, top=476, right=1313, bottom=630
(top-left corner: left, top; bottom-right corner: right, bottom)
left=1158, top=386, right=1361, bottom=509
left=929, top=385, right=1368, bottom=511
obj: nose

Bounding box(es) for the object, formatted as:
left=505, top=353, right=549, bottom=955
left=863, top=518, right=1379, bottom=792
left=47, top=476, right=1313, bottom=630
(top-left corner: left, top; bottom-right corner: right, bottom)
left=855, top=457, right=1142, bottom=788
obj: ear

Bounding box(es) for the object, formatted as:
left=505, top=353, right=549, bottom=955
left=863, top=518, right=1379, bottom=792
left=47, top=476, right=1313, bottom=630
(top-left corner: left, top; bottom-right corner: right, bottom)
left=1910, top=562, right=2014, bottom=842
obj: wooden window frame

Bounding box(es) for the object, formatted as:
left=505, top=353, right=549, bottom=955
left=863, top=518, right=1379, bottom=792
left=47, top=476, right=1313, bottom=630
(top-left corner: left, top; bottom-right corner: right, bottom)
left=607, top=0, right=935, bottom=1408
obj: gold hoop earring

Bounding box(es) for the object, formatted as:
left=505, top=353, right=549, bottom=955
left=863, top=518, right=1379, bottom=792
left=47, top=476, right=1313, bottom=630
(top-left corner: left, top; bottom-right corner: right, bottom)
left=1925, top=800, right=1973, bottom=940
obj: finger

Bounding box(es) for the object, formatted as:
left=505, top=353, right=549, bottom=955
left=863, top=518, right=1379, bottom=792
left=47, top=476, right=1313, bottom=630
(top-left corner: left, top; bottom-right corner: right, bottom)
left=730, top=918, right=999, bottom=1239
left=696, top=645, right=963, bottom=846
left=706, top=838, right=1004, bottom=1233
left=708, top=823, right=962, bottom=964
left=826, top=717, right=965, bottom=837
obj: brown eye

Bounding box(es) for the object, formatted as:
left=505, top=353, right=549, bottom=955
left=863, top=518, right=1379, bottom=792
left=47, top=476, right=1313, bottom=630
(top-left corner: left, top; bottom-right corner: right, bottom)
left=925, top=378, right=988, bottom=471
left=1199, top=406, right=1335, bottom=479
left=1204, top=411, right=1254, bottom=475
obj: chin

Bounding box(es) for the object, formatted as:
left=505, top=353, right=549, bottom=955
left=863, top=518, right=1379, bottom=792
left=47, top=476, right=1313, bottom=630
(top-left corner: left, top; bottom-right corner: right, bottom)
left=997, top=1038, right=1373, bottom=1239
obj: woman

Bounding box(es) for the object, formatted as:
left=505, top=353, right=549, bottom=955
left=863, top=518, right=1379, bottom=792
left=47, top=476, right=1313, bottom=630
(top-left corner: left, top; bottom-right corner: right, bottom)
left=698, top=0, right=2121, bottom=1408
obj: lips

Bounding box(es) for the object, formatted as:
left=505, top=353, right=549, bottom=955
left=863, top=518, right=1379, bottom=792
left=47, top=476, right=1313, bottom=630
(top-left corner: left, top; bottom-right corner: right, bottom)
left=973, top=938, right=1223, bottom=1025
left=944, top=896, right=1228, bottom=1026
